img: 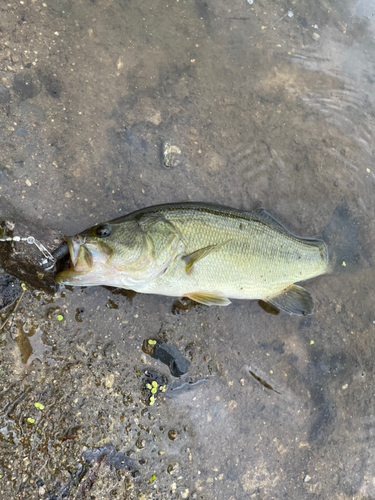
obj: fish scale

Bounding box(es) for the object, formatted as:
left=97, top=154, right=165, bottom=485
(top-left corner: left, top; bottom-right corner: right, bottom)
left=155, top=209, right=323, bottom=297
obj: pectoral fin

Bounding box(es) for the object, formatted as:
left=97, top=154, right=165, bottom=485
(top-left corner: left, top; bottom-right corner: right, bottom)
left=265, top=285, right=314, bottom=316
left=183, top=241, right=230, bottom=273
left=184, top=292, right=231, bottom=306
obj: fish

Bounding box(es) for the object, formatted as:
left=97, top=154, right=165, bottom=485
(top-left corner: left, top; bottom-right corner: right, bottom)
left=55, top=202, right=329, bottom=316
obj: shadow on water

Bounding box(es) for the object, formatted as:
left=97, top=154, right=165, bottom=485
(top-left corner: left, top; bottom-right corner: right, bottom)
left=0, top=0, right=375, bottom=498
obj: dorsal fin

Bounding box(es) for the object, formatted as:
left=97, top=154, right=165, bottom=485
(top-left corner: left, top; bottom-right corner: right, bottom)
left=250, top=208, right=293, bottom=237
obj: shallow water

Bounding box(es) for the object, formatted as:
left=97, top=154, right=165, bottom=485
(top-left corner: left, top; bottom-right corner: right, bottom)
left=0, top=0, right=375, bottom=498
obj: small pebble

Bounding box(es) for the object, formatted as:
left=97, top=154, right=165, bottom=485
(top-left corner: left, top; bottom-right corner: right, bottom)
left=168, top=429, right=177, bottom=440
left=167, top=461, right=179, bottom=474
left=163, top=142, right=182, bottom=168
left=104, top=374, right=114, bottom=389
left=228, top=400, right=238, bottom=411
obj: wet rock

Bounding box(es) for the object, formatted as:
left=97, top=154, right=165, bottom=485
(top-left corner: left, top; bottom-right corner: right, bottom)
left=13, top=71, right=42, bottom=100
left=0, top=85, right=10, bottom=106
left=167, top=461, right=179, bottom=474
left=0, top=217, right=65, bottom=293
left=163, top=142, right=182, bottom=168
left=104, top=373, right=115, bottom=388
left=0, top=272, right=22, bottom=310
left=168, top=429, right=178, bottom=441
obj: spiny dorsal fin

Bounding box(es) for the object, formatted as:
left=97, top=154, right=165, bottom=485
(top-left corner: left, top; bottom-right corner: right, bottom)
left=184, top=292, right=231, bottom=306
left=266, top=285, right=314, bottom=316
left=182, top=240, right=230, bottom=273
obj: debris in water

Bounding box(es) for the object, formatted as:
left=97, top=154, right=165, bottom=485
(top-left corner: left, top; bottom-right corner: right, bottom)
left=144, top=339, right=191, bottom=377
left=142, top=368, right=169, bottom=405
left=249, top=369, right=281, bottom=394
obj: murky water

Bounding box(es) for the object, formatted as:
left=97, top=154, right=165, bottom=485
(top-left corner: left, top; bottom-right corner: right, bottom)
left=1, top=0, right=375, bottom=498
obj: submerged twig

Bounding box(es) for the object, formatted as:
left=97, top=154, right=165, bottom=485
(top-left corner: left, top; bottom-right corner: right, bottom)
left=0, top=290, right=25, bottom=331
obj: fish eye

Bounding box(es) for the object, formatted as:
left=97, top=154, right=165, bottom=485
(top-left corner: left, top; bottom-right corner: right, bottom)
left=95, top=224, right=112, bottom=238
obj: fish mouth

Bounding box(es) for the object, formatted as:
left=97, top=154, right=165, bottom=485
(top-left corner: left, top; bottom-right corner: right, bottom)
left=55, top=236, right=112, bottom=285
left=66, top=235, right=93, bottom=272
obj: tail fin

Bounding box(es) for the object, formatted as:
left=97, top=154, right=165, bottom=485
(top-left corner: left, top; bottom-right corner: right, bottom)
left=322, top=204, right=370, bottom=273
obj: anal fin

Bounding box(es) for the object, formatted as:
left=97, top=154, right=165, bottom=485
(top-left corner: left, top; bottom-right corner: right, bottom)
left=266, top=285, right=314, bottom=316
left=184, top=292, right=231, bottom=306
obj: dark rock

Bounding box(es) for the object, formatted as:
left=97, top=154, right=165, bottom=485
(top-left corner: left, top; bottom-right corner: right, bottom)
left=42, top=74, right=63, bottom=99
left=13, top=71, right=42, bottom=100
left=0, top=272, right=22, bottom=310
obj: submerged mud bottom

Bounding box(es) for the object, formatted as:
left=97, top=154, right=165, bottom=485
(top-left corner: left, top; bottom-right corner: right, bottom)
left=43, top=444, right=141, bottom=499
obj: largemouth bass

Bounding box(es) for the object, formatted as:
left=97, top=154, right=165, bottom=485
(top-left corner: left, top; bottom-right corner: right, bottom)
left=55, top=203, right=329, bottom=315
